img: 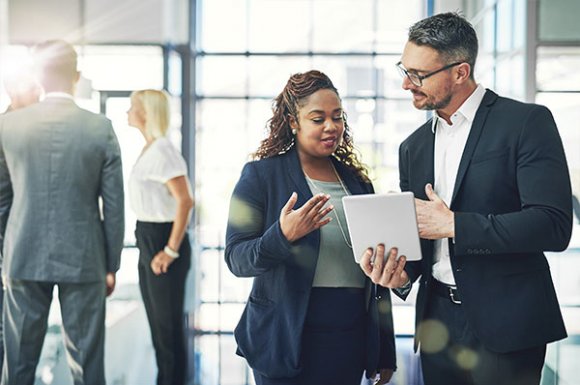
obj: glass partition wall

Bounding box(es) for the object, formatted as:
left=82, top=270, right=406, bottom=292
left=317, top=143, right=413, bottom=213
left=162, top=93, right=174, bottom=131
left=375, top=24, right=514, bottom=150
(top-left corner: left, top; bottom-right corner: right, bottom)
left=466, top=1, right=580, bottom=384
left=536, top=2, right=580, bottom=383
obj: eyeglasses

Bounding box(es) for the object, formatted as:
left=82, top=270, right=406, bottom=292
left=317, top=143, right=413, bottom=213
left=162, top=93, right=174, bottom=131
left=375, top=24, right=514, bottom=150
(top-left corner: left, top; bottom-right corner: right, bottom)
left=396, top=61, right=463, bottom=87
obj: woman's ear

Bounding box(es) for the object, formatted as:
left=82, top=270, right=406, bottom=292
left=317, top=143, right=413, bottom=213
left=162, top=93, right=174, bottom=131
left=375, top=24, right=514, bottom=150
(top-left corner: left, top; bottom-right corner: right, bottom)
left=288, top=114, right=298, bottom=130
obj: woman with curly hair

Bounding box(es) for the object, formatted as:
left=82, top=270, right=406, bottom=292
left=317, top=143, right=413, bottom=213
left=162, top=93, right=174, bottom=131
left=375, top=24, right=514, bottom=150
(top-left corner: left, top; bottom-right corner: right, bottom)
left=225, top=70, right=396, bottom=385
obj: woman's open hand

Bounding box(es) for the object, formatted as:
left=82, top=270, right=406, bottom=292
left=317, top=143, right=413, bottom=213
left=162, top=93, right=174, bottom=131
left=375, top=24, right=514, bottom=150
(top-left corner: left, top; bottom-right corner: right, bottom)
left=279, top=192, right=333, bottom=242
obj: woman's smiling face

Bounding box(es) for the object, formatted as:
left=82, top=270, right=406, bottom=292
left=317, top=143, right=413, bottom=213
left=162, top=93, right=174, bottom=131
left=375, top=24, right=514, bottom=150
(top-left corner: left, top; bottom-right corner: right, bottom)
left=291, top=88, right=345, bottom=162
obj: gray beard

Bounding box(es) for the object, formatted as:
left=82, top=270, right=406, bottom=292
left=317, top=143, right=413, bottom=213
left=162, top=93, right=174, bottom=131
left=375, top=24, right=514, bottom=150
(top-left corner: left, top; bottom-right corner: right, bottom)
left=420, top=92, right=452, bottom=111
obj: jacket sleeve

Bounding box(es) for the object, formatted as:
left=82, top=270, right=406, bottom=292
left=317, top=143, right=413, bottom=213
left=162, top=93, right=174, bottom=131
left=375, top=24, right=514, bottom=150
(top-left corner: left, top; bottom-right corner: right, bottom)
left=454, top=105, right=573, bottom=255
left=398, top=141, right=423, bottom=288
left=225, top=162, right=293, bottom=277
left=361, top=179, right=397, bottom=371
left=0, top=119, right=13, bottom=253
left=376, top=286, right=397, bottom=371
left=100, top=123, right=125, bottom=273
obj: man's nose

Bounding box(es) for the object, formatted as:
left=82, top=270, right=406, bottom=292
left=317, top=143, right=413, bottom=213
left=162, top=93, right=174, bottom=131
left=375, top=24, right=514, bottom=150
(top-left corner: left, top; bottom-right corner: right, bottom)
left=402, top=75, right=415, bottom=90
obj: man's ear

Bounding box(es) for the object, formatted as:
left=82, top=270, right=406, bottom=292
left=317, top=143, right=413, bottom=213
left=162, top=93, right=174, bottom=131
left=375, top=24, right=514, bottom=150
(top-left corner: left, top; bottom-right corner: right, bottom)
left=455, top=63, right=471, bottom=84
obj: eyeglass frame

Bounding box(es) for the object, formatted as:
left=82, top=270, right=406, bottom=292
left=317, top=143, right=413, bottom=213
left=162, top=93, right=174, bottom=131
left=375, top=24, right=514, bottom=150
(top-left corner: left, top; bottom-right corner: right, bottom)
left=396, top=61, right=463, bottom=87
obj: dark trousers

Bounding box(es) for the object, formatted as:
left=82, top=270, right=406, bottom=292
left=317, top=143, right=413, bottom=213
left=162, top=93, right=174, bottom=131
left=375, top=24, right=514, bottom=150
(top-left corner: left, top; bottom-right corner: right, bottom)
left=2, top=279, right=106, bottom=385
left=135, top=221, right=191, bottom=385
left=419, top=286, right=546, bottom=385
left=254, top=287, right=366, bottom=385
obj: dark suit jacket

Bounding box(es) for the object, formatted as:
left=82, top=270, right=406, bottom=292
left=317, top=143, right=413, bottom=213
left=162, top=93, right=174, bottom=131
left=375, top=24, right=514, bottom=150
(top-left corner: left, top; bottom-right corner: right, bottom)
left=398, top=89, right=572, bottom=353
left=225, top=147, right=396, bottom=378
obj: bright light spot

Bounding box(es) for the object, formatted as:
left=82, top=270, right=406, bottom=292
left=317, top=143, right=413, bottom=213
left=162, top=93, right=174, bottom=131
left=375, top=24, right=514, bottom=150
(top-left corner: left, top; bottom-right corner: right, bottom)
left=3, top=52, right=34, bottom=78
left=417, top=319, right=449, bottom=353
left=228, top=196, right=260, bottom=228
left=40, top=365, right=54, bottom=384
left=455, top=347, right=479, bottom=370
left=378, top=299, right=392, bottom=314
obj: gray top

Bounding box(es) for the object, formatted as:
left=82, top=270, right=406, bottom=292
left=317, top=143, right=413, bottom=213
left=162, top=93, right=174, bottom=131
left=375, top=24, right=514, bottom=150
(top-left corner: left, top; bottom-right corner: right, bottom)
left=306, top=178, right=366, bottom=288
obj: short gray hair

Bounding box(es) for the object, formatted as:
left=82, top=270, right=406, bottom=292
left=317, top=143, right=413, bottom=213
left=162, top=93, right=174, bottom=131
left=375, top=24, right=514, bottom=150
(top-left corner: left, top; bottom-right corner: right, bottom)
left=408, top=12, right=478, bottom=79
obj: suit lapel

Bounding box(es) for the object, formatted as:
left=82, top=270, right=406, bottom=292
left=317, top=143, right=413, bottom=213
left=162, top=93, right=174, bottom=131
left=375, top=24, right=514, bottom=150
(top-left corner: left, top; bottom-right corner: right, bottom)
left=424, top=124, right=436, bottom=195
left=450, top=90, right=498, bottom=205
left=284, top=147, right=368, bottom=197
left=332, top=157, right=366, bottom=195
left=414, top=120, right=436, bottom=199
left=284, top=147, right=313, bottom=201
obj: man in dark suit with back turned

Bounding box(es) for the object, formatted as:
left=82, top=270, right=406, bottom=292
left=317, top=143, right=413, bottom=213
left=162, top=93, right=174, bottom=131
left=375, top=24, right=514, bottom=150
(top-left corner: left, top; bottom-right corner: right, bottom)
left=359, top=12, right=572, bottom=385
left=0, top=40, right=124, bottom=385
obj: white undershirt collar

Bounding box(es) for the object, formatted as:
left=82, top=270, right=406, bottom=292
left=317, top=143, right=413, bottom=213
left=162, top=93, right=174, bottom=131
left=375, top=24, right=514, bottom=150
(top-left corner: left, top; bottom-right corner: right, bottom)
left=431, top=84, right=486, bottom=133
left=43, top=92, right=75, bottom=101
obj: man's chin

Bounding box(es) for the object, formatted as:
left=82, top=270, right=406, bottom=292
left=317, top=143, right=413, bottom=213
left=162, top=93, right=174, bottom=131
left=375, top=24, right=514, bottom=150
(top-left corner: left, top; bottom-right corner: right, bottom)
left=413, top=100, right=432, bottom=111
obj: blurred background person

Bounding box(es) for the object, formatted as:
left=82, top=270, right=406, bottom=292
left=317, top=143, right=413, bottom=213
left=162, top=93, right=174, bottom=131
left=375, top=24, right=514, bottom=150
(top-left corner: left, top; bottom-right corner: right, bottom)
left=0, top=67, right=40, bottom=378
left=2, top=70, right=41, bottom=113
left=225, top=70, right=396, bottom=385
left=0, top=40, right=124, bottom=385
left=127, top=89, right=194, bottom=385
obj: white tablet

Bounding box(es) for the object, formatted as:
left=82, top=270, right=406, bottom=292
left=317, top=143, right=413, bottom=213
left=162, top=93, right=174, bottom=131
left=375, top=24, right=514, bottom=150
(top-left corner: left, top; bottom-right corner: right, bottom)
left=342, top=192, right=423, bottom=263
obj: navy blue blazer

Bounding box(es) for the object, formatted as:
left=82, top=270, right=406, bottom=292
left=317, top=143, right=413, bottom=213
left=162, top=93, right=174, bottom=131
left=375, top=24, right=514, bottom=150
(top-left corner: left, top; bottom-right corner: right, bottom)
left=398, top=89, right=572, bottom=353
left=225, top=147, right=396, bottom=378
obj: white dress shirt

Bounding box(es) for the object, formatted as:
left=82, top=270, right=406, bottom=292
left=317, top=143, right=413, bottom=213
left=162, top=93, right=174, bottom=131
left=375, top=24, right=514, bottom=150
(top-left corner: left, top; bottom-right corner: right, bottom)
left=43, top=92, right=75, bottom=101
left=432, top=84, right=486, bottom=285
left=129, top=137, right=189, bottom=222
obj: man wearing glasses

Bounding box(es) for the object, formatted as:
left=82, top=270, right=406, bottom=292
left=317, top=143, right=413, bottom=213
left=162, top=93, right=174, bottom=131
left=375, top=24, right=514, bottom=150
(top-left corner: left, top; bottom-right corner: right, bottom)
left=359, top=12, right=572, bottom=385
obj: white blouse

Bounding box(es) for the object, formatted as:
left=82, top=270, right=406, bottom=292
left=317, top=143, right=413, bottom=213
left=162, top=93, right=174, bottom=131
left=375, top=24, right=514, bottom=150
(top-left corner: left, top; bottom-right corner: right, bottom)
left=129, top=137, right=189, bottom=222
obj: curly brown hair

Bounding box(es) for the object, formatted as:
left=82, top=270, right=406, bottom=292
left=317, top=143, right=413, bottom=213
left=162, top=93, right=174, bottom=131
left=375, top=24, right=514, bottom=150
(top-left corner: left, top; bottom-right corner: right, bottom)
left=253, top=70, right=369, bottom=182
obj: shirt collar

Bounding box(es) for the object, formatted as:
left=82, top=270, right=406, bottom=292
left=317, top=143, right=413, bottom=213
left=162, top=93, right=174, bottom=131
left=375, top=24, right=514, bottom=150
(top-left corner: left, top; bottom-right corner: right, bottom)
left=43, top=92, right=75, bottom=101
left=431, top=84, right=486, bottom=133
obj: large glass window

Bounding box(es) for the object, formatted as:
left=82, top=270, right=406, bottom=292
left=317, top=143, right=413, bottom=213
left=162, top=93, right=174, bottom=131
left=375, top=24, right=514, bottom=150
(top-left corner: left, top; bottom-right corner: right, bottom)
left=535, top=18, right=580, bottom=385
left=539, top=0, right=580, bottom=41
left=194, top=1, right=425, bottom=384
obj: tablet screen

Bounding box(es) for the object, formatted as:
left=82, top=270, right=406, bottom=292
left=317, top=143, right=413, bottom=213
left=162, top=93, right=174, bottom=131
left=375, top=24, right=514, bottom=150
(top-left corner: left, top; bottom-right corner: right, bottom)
left=342, top=192, right=423, bottom=263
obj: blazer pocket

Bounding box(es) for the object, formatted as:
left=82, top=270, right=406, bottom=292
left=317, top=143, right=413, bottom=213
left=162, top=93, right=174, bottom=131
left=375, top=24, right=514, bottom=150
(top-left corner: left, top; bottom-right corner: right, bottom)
left=500, top=260, right=549, bottom=276
left=471, top=148, right=509, bottom=166
left=248, top=295, right=274, bottom=307
left=234, top=295, right=277, bottom=364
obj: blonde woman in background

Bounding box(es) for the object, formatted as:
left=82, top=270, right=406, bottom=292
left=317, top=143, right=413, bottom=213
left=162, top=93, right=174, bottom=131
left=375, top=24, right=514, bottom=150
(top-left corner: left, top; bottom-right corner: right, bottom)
left=127, top=89, right=194, bottom=385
